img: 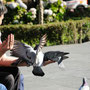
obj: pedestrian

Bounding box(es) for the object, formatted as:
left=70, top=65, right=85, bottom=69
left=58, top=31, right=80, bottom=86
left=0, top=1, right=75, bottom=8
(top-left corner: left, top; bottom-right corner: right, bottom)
left=0, top=2, right=55, bottom=90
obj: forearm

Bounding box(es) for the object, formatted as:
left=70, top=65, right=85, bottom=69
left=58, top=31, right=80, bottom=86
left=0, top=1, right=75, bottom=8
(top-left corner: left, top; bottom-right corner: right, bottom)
left=0, top=48, right=6, bottom=57
left=0, top=54, right=28, bottom=67
left=0, top=54, right=18, bottom=66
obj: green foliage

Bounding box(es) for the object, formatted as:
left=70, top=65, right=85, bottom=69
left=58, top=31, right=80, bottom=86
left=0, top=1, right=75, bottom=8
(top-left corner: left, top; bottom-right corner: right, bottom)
left=44, top=0, right=66, bottom=23
left=0, top=19, right=90, bottom=46
left=5, top=0, right=14, bottom=2
left=64, top=7, right=90, bottom=20
left=3, top=5, right=35, bottom=24
left=82, top=22, right=90, bottom=42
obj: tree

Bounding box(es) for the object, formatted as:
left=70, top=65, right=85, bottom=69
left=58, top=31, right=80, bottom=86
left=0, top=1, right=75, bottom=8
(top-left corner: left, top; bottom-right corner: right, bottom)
left=38, top=0, right=44, bottom=24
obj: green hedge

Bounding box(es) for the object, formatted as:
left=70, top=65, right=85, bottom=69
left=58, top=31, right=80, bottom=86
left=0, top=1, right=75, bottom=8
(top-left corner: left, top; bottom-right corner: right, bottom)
left=64, top=7, right=90, bottom=20
left=0, top=19, right=90, bottom=46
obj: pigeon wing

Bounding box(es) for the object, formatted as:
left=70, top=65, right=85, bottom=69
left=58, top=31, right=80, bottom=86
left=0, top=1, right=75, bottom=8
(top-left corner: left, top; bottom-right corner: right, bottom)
left=11, top=40, right=31, bottom=60
left=11, top=40, right=34, bottom=66
left=34, top=34, right=47, bottom=66
left=37, top=34, right=47, bottom=52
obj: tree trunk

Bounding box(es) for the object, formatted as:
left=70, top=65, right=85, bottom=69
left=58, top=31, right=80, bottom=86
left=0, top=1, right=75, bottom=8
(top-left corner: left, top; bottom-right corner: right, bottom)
left=38, top=0, right=43, bottom=24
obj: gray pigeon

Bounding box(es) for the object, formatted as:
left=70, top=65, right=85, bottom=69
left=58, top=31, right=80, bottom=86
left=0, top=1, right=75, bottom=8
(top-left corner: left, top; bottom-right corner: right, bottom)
left=11, top=34, right=47, bottom=77
left=34, top=45, right=69, bottom=69
left=79, top=77, right=89, bottom=90
left=43, top=51, right=69, bottom=65
left=11, top=34, right=69, bottom=76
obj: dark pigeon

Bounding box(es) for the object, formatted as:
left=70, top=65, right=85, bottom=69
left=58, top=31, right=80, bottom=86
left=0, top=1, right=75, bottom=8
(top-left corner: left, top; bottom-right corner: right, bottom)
left=79, top=77, right=89, bottom=90
left=34, top=45, right=69, bottom=67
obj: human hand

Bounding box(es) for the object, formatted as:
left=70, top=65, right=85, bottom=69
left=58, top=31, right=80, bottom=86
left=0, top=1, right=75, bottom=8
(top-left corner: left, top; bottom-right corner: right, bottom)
left=0, top=34, right=14, bottom=52
left=43, top=60, right=55, bottom=66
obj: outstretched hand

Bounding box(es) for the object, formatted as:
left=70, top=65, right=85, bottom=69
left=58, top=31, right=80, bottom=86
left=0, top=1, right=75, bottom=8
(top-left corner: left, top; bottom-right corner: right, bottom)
left=0, top=34, right=14, bottom=53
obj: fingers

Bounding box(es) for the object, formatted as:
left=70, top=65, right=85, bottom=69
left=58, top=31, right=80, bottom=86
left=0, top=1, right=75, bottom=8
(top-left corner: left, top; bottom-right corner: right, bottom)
left=0, top=34, right=14, bottom=52
left=0, top=38, right=8, bottom=52
left=7, top=34, right=10, bottom=49
left=2, top=39, right=7, bottom=47
left=9, top=34, right=14, bottom=50
left=6, top=34, right=14, bottom=50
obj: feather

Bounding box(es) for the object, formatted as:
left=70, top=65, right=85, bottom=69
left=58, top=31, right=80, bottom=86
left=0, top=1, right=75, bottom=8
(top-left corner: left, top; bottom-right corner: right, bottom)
left=34, top=34, right=47, bottom=66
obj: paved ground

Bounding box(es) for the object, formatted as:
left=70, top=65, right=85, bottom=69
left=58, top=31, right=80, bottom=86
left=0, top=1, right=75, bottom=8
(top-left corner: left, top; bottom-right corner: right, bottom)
left=18, top=41, right=90, bottom=90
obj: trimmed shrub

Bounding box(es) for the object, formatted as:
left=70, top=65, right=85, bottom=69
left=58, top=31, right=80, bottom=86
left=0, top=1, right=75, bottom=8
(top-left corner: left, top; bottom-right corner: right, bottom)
left=0, top=19, right=90, bottom=46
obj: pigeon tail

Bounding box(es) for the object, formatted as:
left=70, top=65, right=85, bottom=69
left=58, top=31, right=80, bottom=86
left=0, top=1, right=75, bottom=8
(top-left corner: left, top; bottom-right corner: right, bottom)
left=32, top=66, right=45, bottom=76
left=63, top=52, right=69, bottom=55
left=63, top=55, right=69, bottom=60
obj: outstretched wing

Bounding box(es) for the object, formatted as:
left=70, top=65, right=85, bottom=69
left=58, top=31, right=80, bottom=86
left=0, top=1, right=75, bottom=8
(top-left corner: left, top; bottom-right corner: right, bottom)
left=37, top=34, right=47, bottom=52
left=11, top=40, right=31, bottom=59
left=32, top=34, right=47, bottom=76
left=34, top=34, right=47, bottom=66
left=11, top=40, right=34, bottom=65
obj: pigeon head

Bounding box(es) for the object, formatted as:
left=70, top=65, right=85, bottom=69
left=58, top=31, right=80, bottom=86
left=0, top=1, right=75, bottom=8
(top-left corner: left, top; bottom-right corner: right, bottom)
left=31, top=50, right=44, bottom=77
left=32, top=66, right=45, bottom=76
left=82, top=77, right=88, bottom=86
left=79, top=77, right=89, bottom=90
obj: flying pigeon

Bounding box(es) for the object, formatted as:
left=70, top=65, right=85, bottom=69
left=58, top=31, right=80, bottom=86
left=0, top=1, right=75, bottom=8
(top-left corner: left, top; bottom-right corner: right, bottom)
left=34, top=45, right=69, bottom=68
left=11, top=34, right=69, bottom=76
left=79, top=77, right=89, bottom=90
left=43, top=51, right=69, bottom=66
left=11, top=34, right=47, bottom=77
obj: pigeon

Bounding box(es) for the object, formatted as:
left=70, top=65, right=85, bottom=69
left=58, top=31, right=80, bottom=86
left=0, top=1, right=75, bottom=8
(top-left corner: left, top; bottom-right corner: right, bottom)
left=34, top=45, right=69, bottom=68
left=43, top=51, right=69, bottom=65
left=11, top=34, right=69, bottom=76
left=79, top=77, right=89, bottom=90
left=11, top=34, right=47, bottom=77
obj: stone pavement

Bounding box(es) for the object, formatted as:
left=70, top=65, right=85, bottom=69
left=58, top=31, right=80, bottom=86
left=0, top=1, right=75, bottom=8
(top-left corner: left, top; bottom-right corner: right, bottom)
left=19, top=41, right=90, bottom=90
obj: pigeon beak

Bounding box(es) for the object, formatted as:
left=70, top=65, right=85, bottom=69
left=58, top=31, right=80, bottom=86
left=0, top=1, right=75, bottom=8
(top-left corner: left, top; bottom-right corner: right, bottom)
left=32, top=66, right=45, bottom=77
